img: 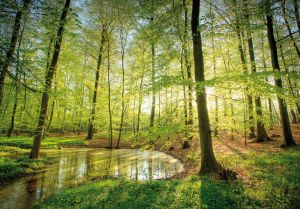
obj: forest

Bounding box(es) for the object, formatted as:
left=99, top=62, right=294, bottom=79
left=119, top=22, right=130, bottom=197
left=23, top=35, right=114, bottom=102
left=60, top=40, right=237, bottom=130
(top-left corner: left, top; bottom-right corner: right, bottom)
left=0, top=0, right=300, bottom=208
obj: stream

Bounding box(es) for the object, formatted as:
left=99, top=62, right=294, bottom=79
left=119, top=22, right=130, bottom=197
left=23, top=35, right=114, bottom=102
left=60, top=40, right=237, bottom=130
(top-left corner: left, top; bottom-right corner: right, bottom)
left=0, top=148, right=183, bottom=209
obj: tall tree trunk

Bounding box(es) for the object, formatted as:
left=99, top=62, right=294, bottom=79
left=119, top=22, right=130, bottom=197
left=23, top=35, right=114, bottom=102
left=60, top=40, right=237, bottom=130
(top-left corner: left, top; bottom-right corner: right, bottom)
left=281, top=0, right=300, bottom=58
left=107, top=37, right=113, bottom=149
left=275, top=26, right=300, bottom=122
left=137, top=69, right=145, bottom=134
left=30, top=0, right=71, bottom=159
left=0, top=0, right=31, bottom=108
left=261, top=35, right=274, bottom=128
left=7, top=16, right=27, bottom=137
left=182, top=0, right=193, bottom=148
left=233, top=0, right=255, bottom=138
left=265, top=0, right=296, bottom=147
left=150, top=43, right=156, bottom=128
left=117, top=28, right=127, bottom=149
left=149, top=1, right=156, bottom=129
left=244, top=0, right=269, bottom=142
left=210, top=3, right=218, bottom=137
left=180, top=49, right=189, bottom=148
left=86, top=25, right=106, bottom=139
left=183, top=0, right=193, bottom=126
left=192, top=0, right=221, bottom=174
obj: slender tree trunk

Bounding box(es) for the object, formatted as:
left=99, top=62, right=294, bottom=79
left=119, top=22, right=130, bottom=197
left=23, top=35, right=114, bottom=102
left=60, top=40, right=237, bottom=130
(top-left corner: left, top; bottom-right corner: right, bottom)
left=183, top=0, right=193, bottom=126
left=7, top=98, right=17, bottom=137
left=265, top=0, right=296, bottom=147
left=192, top=0, right=221, bottom=175
left=182, top=0, right=193, bottom=148
left=244, top=0, right=269, bottom=142
left=233, top=1, right=255, bottom=138
left=7, top=17, right=27, bottom=137
left=281, top=0, right=300, bottom=57
left=261, top=35, right=274, bottom=128
left=149, top=1, right=156, bottom=129
left=180, top=49, right=189, bottom=148
left=117, top=28, right=127, bottom=149
left=107, top=37, right=113, bottom=149
left=137, top=69, right=145, bottom=134
left=0, top=0, right=31, bottom=108
left=87, top=25, right=106, bottom=139
left=275, top=27, right=300, bottom=122
left=150, top=43, right=156, bottom=128
left=210, top=4, right=218, bottom=136
left=30, top=0, right=71, bottom=159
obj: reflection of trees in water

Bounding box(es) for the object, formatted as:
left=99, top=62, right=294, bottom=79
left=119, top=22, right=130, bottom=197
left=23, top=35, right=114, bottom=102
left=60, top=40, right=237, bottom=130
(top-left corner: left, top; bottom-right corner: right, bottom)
left=25, top=175, right=38, bottom=208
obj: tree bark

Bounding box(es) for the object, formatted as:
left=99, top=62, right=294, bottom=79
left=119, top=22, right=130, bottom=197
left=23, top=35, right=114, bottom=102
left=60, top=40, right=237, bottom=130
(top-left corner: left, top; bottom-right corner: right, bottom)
left=86, top=25, right=106, bottom=140
left=30, top=0, right=71, bottom=159
left=182, top=0, right=192, bottom=148
left=150, top=43, right=156, bottom=128
left=192, top=0, right=221, bottom=175
left=117, top=28, right=127, bottom=149
left=7, top=16, right=27, bottom=137
left=0, top=0, right=31, bottom=108
left=107, top=37, right=113, bottom=149
left=265, top=0, right=296, bottom=147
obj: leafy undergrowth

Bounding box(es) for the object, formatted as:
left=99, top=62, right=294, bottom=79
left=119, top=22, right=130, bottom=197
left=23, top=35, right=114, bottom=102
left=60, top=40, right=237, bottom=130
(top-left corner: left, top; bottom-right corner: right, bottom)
left=34, top=149, right=300, bottom=209
left=0, top=136, right=87, bottom=149
left=0, top=145, right=51, bottom=182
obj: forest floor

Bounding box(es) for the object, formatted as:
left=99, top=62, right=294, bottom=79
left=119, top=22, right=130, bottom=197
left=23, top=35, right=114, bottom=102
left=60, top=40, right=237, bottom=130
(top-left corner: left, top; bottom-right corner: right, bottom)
left=1, top=125, right=300, bottom=208
left=33, top=124, right=300, bottom=209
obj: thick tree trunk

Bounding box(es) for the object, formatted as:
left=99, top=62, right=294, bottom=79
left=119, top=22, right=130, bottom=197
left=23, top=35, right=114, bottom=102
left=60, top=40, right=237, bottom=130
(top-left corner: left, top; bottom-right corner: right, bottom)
left=30, top=0, right=71, bottom=159
left=86, top=25, right=106, bottom=140
left=0, top=0, right=31, bottom=108
left=265, top=1, right=296, bottom=147
left=244, top=1, right=269, bottom=142
left=192, top=0, right=221, bottom=175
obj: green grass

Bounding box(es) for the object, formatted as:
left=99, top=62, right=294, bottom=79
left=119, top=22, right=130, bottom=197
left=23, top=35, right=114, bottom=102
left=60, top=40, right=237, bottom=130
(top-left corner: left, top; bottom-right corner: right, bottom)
left=0, top=136, right=86, bottom=181
left=33, top=149, right=300, bottom=209
left=0, top=136, right=87, bottom=149
left=0, top=145, right=52, bottom=181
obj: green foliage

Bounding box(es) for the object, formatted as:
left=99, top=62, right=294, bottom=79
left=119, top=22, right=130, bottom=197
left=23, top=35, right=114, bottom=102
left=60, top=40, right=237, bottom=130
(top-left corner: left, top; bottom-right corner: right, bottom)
left=0, top=157, right=24, bottom=180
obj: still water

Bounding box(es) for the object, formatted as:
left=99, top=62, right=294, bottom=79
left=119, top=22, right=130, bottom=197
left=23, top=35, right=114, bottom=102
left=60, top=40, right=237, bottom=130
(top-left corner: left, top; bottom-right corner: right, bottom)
left=0, top=148, right=183, bottom=209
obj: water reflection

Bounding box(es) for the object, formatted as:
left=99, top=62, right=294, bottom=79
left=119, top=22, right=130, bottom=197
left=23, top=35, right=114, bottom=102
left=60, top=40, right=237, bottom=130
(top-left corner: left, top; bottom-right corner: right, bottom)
left=0, top=148, right=183, bottom=209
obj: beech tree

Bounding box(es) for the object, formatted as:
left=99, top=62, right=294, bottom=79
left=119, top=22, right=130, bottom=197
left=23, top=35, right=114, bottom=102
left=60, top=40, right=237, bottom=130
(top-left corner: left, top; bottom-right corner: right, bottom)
left=192, top=0, right=222, bottom=175
left=30, top=0, right=71, bottom=159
